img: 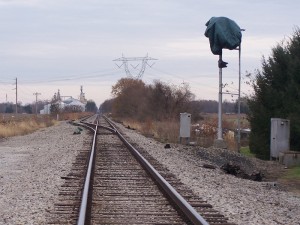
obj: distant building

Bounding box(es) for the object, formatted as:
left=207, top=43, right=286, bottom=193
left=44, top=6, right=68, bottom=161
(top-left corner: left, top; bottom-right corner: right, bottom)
left=40, top=86, right=87, bottom=114
left=63, top=97, right=85, bottom=111
left=40, top=101, right=66, bottom=115
left=40, top=104, right=50, bottom=114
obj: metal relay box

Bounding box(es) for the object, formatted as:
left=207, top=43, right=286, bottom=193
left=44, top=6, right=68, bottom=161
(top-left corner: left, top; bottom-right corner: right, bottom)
left=270, top=118, right=290, bottom=159
left=179, top=113, right=191, bottom=138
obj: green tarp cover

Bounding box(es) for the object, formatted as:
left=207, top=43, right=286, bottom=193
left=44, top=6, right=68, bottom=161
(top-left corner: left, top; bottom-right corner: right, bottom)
left=205, top=17, right=242, bottom=55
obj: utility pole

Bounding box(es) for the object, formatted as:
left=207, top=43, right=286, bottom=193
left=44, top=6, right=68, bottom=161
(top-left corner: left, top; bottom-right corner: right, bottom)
left=15, top=78, right=18, bottom=114
left=33, top=92, right=41, bottom=115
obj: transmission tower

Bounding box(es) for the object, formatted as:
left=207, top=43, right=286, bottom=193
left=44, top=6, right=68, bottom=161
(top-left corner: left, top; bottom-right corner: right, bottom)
left=113, top=53, right=157, bottom=79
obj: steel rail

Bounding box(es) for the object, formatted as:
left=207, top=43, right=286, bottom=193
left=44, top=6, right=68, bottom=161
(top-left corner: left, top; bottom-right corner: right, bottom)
left=103, top=115, right=210, bottom=225
left=81, top=121, right=116, bottom=133
left=77, top=117, right=98, bottom=225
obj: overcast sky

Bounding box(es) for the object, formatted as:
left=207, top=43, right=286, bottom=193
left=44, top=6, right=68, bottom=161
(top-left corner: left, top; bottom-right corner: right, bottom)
left=0, top=0, right=299, bottom=106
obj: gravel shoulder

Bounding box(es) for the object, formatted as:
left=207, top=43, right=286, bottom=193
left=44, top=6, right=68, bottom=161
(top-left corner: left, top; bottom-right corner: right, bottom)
left=0, top=122, right=88, bottom=225
left=115, top=122, right=300, bottom=225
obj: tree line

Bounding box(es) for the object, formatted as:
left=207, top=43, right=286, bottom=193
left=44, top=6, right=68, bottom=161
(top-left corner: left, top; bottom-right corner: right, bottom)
left=0, top=101, right=46, bottom=114
left=103, top=78, right=200, bottom=121
left=100, top=78, right=247, bottom=122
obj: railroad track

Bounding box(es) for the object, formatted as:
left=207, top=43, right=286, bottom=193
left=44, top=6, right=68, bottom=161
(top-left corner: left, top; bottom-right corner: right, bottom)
left=48, top=115, right=235, bottom=225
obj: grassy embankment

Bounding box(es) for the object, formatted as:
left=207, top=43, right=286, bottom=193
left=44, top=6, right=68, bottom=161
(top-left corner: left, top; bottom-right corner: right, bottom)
left=280, top=166, right=300, bottom=195
left=119, top=113, right=249, bottom=149
left=240, top=146, right=256, bottom=157
left=0, top=112, right=91, bottom=138
left=284, top=166, right=300, bottom=179
left=235, top=137, right=300, bottom=193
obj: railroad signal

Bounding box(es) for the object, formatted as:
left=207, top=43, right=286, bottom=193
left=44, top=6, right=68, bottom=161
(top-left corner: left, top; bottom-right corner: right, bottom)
left=218, top=59, right=228, bottom=68
left=204, top=17, right=244, bottom=151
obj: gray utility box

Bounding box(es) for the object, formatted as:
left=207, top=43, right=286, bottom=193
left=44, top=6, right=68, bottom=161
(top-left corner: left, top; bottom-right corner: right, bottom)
left=180, top=113, right=191, bottom=138
left=270, top=118, right=290, bottom=159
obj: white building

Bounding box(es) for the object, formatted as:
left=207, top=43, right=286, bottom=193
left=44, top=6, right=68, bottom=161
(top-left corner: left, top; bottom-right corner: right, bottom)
left=40, top=87, right=87, bottom=114
left=63, top=97, right=85, bottom=111
left=40, top=101, right=66, bottom=115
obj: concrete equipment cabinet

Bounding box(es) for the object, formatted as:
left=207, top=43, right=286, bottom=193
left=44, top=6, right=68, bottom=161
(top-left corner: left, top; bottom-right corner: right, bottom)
left=270, top=118, right=290, bottom=159
left=179, top=113, right=191, bottom=144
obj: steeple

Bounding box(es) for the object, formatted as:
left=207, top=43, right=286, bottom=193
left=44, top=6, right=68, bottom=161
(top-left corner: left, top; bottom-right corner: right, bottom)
left=79, top=85, right=87, bottom=104
left=57, top=89, right=61, bottom=101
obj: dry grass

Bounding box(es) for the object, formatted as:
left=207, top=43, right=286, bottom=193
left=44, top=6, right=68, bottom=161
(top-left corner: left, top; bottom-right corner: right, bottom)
left=152, top=121, right=179, bottom=143
left=121, top=119, right=143, bottom=130
left=0, top=112, right=94, bottom=138
left=224, top=132, right=237, bottom=151
left=202, top=113, right=249, bottom=129
left=121, top=118, right=179, bottom=143
left=196, top=114, right=250, bottom=151
left=117, top=113, right=250, bottom=152
left=0, top=115, right=57, bottom=138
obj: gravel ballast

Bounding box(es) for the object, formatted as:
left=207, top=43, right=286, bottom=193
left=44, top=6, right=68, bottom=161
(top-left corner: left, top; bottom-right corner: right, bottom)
left=0, top=122, right=88, bottom=225
left=0, top=120, right=299, bottom=225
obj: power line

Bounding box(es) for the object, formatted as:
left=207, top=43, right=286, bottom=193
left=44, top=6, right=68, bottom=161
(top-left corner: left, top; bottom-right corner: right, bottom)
left=9, top=68, right=120, bottom=84
left=149, top=67, right=217, bottom=91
